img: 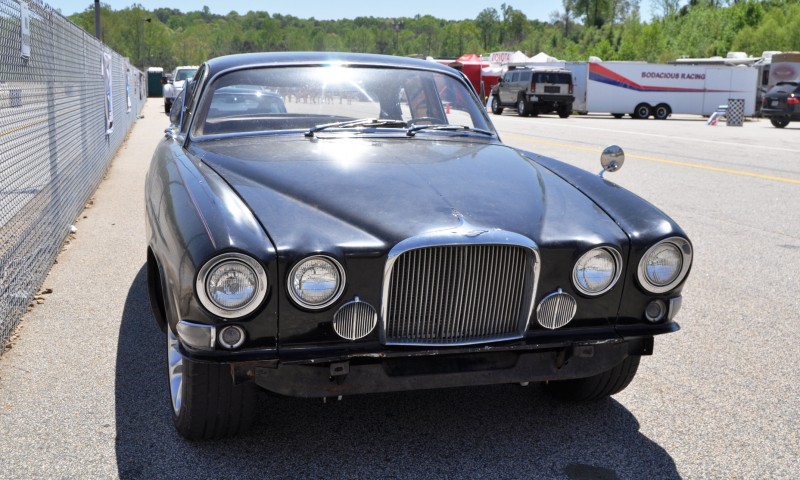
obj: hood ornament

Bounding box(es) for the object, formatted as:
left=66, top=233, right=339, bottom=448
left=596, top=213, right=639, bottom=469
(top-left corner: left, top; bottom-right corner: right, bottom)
left=452, top=210, right=488, bottom=237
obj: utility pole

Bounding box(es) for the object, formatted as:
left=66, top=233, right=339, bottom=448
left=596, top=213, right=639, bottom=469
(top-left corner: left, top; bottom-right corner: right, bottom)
left=94, top=0, right=100, bottom=40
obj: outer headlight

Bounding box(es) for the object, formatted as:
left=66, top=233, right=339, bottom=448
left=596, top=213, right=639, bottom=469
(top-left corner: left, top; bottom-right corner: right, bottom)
left=573, top=247, right=622, bottom=296
left=196, top=252, right=268, bottom=318
left=638, top=237, right=693, bottom=294
left=288, top=255, right=345, bottom=309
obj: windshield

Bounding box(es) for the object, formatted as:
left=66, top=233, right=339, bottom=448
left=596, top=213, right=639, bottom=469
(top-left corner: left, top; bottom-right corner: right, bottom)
left=192, top=65, right=493, bottom=138
left=175, top=68, right=197, bottom=81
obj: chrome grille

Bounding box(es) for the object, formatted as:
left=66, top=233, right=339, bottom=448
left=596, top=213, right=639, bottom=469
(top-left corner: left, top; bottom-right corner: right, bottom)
left=383, top=244, right=535, bottom=346
left=333, top=298, right=378, bottom=341
left=536, top=289, right=577, bottom=330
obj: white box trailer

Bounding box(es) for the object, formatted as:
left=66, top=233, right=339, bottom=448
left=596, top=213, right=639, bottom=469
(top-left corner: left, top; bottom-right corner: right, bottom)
left=568, top=61, right=758, bottom=118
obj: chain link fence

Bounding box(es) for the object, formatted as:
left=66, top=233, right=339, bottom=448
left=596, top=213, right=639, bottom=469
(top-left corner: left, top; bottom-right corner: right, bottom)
left=1, top=0, right=146, bottom=351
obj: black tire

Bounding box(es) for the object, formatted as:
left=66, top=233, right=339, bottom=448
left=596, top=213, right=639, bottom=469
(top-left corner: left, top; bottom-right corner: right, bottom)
left=543, top=355, right=640, bottom=401
left=164, top=100, right=172, bottom=114
left=529, top=104, right=539, bottom=117
left=770, top=116, right=790, bottom=128
left=612, top=113, right=624, bottom=119
left=633, top=103, right=651, bottom=120
left=654, top=103, right=671, bottom=120
left=168, top=329, right=257, bottom=440
left=557, top=105, right=571, bottom=118
left=517, top=97, right=530, bottom=117
left=490, top=96, right=504, bottom=115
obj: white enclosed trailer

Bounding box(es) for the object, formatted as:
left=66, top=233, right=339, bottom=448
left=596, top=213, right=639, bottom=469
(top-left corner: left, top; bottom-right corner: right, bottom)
left=569, top=61, right=759, bottom=118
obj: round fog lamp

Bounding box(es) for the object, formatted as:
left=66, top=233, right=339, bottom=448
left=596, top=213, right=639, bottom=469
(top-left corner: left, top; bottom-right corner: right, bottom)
left=645, top=300, right=667, bottom=323
left=219, top=325, right=245, bottom=349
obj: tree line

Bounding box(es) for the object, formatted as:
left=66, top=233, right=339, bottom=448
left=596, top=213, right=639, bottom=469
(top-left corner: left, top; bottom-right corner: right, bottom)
left=65, top=0, right=800, bottom=71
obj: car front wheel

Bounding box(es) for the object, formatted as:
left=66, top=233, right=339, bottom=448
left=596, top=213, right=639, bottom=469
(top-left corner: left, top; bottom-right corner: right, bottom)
left=770, top=116, right=790, bottom=128
left=543, top=355, right=640, bottom=401
left=164, top=100, right=172, bottom=114
left=168, top=328, right=256, bottom=440
left=490, top=96, right=504, bottom=115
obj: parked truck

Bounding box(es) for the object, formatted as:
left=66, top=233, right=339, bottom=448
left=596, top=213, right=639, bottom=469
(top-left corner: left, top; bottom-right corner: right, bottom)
left=568, top=61, right=759, bottom=119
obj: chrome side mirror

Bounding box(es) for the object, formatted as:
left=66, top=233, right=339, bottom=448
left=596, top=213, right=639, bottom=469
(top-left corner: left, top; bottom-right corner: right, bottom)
left=599, top=145, right=624, bottom=177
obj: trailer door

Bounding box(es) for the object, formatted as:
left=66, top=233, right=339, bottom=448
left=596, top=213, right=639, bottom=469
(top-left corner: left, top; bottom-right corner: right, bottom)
left=703, top=69, right=732, bottom=115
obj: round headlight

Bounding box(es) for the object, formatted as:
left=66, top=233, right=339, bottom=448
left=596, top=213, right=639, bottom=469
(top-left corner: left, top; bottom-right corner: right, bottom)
left=288, top=255, right=345, bottom=309
left=573, top=247, right=622, bottom=296
left=638, top=237, right=693, bottom=294
left=196, top=253, right=268, bottom=318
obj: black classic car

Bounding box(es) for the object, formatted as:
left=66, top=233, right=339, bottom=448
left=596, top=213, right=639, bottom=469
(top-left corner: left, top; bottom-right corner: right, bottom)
left=761, top=81, right=800, bottom=128
left=145, top=52, right=693, bottom=440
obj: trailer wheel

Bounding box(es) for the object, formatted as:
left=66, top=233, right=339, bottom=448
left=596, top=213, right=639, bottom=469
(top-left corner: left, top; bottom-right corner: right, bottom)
left=490, top=96, right=504, bottom=115
left=517, top=97, right=531, bottom=117
left=654, top=104, right=671, bottom=120
left=612, top=113, right=624, bottom=119
left=633, top=103, right=652, bottom=119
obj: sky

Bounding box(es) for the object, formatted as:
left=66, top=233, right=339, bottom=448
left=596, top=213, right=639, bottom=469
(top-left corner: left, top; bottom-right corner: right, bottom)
left=56, top=1, right=659, bottom=22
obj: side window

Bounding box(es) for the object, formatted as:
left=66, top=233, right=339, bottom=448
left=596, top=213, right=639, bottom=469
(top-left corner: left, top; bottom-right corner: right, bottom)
left=181, top=65, right=208, bottom=136
left=503, top=72, right=513, bottom=83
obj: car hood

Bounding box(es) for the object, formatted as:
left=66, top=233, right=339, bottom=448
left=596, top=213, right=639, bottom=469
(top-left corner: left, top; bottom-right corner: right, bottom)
left=194, top=136, right=626, bottom=255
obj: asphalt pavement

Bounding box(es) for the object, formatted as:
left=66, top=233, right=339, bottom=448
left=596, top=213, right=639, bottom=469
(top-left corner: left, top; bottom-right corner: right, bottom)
left=0, top=100, right=798, bottom=479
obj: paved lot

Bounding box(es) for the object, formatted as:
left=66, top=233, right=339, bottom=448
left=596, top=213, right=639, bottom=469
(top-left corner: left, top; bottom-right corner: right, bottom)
left=0, top=101, right=798, bottom=479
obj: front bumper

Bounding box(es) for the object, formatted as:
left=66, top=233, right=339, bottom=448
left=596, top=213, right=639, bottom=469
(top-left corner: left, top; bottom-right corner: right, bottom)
left=244, top=337, right=653, bottom=398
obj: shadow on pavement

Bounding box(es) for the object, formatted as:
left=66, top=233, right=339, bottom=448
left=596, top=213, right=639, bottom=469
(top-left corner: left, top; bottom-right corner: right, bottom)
left=116, top=265, right=679, bottom=479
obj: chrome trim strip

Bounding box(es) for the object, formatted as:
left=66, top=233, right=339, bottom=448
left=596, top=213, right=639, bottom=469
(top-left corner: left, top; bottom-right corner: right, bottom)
left=668, top=296, right=683, bottom=321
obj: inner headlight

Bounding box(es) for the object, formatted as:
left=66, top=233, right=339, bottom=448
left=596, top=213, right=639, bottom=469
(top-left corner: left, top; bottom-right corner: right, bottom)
left=196, top=253, right=268, bottom=318
left=288, top=255, right=345, bottom=309
left=573, top=247, right=622, bottom=295
left=638, top=237, right=693, bottom=294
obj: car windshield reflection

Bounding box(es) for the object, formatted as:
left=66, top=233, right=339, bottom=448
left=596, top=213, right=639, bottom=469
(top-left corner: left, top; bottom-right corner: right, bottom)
left=193, top=65, right=493, bottom=138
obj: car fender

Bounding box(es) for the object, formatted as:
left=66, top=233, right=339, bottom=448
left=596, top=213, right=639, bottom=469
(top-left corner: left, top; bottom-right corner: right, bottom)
left=145, top=138, right=279, bottom=335
left=163, top=83, right=175, bottom=99
left=522, top=150, right=692, bottom=329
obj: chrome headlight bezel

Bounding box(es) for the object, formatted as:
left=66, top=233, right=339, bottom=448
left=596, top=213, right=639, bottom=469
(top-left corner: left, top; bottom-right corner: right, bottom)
left=196, top=252, right=269, bottom=319
left=637, top=237, right=693, bottom=294
left=572, top=247, right=623, bottom=296
left=288, top=255, right=346, bottom=310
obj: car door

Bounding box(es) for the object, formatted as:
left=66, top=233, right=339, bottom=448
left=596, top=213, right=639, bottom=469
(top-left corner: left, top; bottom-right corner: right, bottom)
left=499, top=71, right=514, bottom=103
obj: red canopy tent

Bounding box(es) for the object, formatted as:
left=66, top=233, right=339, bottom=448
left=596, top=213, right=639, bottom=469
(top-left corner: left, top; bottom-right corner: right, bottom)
left=448, top=53, right=487, bottom=97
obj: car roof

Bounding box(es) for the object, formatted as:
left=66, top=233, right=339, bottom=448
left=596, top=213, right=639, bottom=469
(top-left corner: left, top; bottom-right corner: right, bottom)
left=203, top=52, right=457, bottom=77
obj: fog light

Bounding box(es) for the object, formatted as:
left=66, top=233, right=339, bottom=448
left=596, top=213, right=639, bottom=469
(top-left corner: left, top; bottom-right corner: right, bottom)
left=218, top=325, right=245, bottom=349
left=645, top=300, right=667, bottom=323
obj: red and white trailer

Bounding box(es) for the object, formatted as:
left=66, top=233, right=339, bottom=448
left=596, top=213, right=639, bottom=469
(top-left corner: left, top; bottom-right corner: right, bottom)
left=569, top=61, right=759, bottom=119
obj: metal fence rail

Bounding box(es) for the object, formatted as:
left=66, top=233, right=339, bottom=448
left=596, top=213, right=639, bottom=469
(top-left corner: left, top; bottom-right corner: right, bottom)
left=0, top=0, right=146, bottom=351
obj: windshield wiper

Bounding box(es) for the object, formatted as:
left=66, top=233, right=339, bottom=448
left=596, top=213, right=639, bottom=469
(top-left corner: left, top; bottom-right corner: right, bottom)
left=406, top=124, right=495, bottom=137
left=305, top=118, right=409, bottom=137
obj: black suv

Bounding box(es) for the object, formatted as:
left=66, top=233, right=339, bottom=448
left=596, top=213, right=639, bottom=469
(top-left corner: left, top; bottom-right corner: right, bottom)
left=761, top=81, right=800, bottom=128
left=490, top=68, right=574, bottom=118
